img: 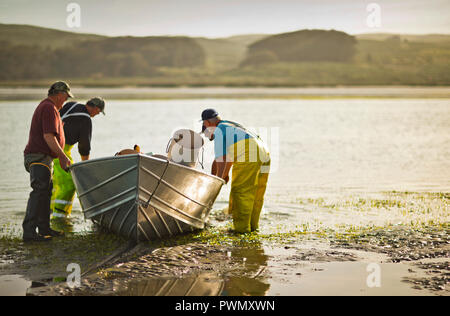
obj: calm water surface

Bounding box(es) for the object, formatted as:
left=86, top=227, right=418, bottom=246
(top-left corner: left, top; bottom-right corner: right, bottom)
left=0, top=98, right=449, bottom=235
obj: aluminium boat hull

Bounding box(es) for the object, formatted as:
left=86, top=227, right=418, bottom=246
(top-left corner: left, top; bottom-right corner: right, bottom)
left=70, top=154, right=224, bottom=241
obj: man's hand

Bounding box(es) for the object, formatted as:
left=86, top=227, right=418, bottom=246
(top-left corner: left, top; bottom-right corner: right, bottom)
left=214, top=156, right=233, bottom=184
left=59, top=154, right=71, bottom=172
left=43, top=133, right=71, bottom=172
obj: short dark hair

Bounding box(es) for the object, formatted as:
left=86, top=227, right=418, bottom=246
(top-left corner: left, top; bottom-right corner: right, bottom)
left=86, top=97, right=105, bottom=115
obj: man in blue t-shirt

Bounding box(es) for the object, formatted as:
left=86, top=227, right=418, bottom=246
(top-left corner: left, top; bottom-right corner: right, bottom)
left=201, top=109, right=271, bottom=233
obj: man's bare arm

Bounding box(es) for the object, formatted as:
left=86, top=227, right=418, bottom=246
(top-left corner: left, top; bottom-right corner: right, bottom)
left=214, top=156, right=233, bottom=183
left=43, top=133, right=71, bottom=171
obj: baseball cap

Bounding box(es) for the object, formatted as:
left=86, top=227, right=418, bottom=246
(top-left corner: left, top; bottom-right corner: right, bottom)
left=49, top=81, right=74, bottom=98
left=87, top=97, right=106, bottom=115
left=200, top=108, right=219, bottom=122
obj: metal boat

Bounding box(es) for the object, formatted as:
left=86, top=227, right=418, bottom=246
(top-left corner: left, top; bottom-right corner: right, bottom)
left=70, top=154, right=224, bottom=241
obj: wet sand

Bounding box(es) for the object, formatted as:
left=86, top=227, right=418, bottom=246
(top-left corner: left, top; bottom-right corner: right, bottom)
left=0, top=192, right=448, bottom=296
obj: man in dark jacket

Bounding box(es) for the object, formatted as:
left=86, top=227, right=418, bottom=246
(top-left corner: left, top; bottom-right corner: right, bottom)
left=51, top=97, right=105, bottom=218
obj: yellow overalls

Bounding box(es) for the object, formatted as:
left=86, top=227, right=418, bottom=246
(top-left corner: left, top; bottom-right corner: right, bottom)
left=219, top=121, right=271, bottom=233
left=50, top=144, right=75, bottom=217
left=50, top=102, right=92, bottom=218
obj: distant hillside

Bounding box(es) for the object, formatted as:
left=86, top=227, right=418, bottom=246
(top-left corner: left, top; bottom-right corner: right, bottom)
left=242, top=29, right=357, bottom=66
left=0, top=24, right=206, bottom=80
left=0, top=24, right=448, bottom=86
left=229, top=33, right=450, bottom=85
left=0, top=23, right=105, bottom=48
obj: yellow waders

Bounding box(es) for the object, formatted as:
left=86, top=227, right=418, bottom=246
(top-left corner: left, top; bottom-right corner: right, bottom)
left=229, top=139, right=270, bottom=233
left=51, top=144, right=75, bottom=218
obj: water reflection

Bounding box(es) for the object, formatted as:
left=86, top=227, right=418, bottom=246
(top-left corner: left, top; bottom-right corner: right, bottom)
left=116, top=246, right=270, bottom=296
left=117, top=272, right=271, bottom=296
left=117, top=273, right=224, bottom=296
left=222, top=276, right=270, bottom=296
left=222, top=246, right=270, bottom=296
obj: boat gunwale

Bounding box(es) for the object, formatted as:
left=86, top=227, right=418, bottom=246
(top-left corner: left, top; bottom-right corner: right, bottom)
left=70, top=153, right=226, bottom=184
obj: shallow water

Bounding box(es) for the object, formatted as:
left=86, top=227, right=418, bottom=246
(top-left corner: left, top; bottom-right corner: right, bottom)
left=0, top=275, right=31, bottom=296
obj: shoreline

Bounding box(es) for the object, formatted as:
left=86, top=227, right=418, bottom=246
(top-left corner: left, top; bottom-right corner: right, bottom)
left=1, top=191, right=448, bottom=296
left=1, top=86, right=449, bottom=101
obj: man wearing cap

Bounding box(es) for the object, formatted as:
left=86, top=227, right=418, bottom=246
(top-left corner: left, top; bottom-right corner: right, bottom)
left=23, top=81, right=73, bottom=242
left=51, top=97, right=106, bottom=218
left=201, top=109, right=271, bottom=234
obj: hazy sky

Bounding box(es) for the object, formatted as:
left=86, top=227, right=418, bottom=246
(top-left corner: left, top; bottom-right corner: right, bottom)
left=0, top=0, right=449, bottom=37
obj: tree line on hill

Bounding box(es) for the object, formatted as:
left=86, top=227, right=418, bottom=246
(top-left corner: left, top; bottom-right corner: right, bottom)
left=0, top=36, right=205, bottom=80
left=0, top=28, right=360, bottom=80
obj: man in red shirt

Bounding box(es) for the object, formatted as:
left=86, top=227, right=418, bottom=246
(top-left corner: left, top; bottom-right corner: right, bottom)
left=23, top=81, right=73, bottom=242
